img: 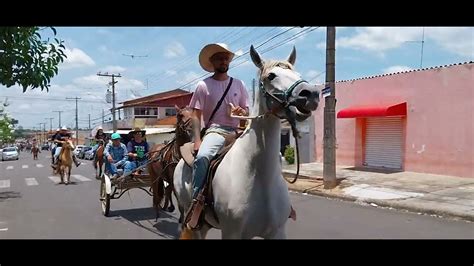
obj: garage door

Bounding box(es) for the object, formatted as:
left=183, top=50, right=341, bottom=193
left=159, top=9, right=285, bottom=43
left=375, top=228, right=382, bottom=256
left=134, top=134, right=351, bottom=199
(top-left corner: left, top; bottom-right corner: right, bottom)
left=365, top=117, right=403, bottom=169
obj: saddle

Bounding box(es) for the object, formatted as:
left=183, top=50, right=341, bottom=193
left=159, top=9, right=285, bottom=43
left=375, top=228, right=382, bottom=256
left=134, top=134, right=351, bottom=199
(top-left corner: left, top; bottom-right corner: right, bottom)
left=179, top=130, right=244, bottom=229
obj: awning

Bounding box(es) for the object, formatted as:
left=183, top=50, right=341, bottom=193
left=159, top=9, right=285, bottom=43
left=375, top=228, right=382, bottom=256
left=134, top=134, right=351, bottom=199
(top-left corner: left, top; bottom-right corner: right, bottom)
left=337, top=102, right=407, bottom=118
left=104, top=127, right=175, bottom=135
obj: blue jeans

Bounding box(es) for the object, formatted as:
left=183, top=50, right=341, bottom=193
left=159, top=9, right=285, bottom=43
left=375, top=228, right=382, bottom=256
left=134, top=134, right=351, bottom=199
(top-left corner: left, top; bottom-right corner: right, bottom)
left=192, top=126, right=235, bottom=199
left=123, top=160, right=147, bottom=176
left=54, top=147, right=62, bottom=162
left=105, top=160, right=126, bottom=176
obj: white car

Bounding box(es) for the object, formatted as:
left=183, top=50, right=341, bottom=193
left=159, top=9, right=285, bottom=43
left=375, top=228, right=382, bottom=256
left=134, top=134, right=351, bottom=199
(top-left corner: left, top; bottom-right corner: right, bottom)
left=2, top=147, right=19, bottom=161
left=73, top=145, right=86, bottom=156
left=84, top=149, right=95, bottom=160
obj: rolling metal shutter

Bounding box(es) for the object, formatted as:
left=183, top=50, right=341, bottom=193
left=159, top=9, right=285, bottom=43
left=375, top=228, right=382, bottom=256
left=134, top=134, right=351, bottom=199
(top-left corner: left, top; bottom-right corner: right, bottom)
left=365, top=117, right=403, bottom=169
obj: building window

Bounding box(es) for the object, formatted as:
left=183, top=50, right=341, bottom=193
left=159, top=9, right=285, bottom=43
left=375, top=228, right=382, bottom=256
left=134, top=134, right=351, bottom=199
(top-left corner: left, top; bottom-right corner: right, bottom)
left=134, top=107, right=158, bottom=118
left=165, top=108, right=176, bottom=117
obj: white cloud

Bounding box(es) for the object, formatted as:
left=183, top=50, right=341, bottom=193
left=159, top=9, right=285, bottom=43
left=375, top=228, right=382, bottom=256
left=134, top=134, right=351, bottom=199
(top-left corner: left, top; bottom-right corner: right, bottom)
left=306, top=70, right=321, bottom=77
left=306, top=70, right=324, bottom=84
left=73, top=75, right=105, bottom=87
left=337, top=27, right=421, bottom=54
left=100, top=65, right=126, bottom=73
left=166, top=70, right=177, bottom=76
left=177, top=71, right=202, bottom=87
left=18, top=103, right=31, bottom=110
left=336, top=27, right=473, bottom=58
left=383, top=65, right=413, bottom=74
left=164, top=41, right=186, bottom=58
left=235, top=49, right=244, bottom=56
left=4, top=73, right=146, bottom=128
left=98, top=45, right=108, bottom=52
left=61, top=48, right=95, bottom=69
left=425, top=27, right=473, bottom=57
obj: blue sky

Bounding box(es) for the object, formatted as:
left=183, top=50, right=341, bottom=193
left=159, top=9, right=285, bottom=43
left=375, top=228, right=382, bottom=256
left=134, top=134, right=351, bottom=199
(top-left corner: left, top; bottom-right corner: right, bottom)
left=1, top=27, right=472, bottom=130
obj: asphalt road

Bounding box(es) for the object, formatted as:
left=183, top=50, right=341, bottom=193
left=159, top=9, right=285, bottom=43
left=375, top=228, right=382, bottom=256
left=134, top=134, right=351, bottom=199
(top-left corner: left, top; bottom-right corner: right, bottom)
left=1, top=152, right=473, bottom=239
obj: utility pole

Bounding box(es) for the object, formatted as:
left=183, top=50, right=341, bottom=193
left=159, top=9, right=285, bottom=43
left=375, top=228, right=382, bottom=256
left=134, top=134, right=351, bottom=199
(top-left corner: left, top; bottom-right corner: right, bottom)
left=323, top=26, right=337, bottom=189
left=46, top=117, right=54, bottom=132
left=66, top=97, right=81, bottom=146
left=102, top=109, right=105, bottom=124
left=38, top=123, right=45, bottom=144
left=97, top=72, right=121, bottom=132
left=53, top=111, right=62, bottom=128
left=88, top=114, right=91, bottom=130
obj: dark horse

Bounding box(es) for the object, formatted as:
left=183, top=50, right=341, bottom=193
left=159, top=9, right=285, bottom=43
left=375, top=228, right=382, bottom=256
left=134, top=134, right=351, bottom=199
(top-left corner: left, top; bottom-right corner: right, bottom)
left=31, top=145, right=40, bottom=160
left=94, top=141, right=105, bottom=180
left=148, top=106, right=193, bottom=220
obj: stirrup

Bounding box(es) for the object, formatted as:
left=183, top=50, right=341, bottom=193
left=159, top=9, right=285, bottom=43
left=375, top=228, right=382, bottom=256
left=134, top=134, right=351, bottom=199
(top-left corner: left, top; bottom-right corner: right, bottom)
left=185, top=196, right=205, bottom=230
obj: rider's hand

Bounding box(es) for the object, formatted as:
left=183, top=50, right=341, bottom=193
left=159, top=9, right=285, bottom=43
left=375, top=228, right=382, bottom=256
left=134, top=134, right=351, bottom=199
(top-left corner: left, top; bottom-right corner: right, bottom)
left=107, top=155, right=113, bottom=163
left=193, top=139, right=201, bottom=155
left=229, top=103, right=246, bottom=116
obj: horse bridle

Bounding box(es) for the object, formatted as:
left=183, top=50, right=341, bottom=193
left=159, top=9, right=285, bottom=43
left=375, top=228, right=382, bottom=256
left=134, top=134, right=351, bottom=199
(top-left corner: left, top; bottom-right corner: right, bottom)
left=258, top=78, right=309, bottom=184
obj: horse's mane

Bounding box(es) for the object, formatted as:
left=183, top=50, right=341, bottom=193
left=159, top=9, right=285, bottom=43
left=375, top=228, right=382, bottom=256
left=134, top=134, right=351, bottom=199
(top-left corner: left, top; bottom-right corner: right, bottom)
left=258, top=60, right=294, bottom=79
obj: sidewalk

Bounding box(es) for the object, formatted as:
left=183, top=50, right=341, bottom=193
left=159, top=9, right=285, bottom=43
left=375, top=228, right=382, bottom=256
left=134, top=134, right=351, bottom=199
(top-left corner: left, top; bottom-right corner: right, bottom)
left=283, top=162, right=474, bottom=222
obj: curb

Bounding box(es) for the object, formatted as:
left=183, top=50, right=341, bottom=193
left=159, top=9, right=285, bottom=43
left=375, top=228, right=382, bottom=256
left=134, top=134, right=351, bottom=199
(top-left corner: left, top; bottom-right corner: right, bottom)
left=287, top=183, right=474, bottom=223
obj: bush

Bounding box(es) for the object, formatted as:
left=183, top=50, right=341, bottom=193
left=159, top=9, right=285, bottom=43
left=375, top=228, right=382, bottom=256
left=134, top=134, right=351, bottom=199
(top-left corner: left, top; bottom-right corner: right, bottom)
left=284, top=145, right=295, bottom=164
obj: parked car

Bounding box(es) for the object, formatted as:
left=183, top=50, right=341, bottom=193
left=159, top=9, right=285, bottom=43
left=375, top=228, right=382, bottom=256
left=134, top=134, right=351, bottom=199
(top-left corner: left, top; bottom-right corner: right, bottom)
left=41, top=143, right=50, bottom=151
left=79, top=146, right=92, bottom=159
left=73, top=145, right=86, bottom=156
left=84, top=149, right=94, bottom=160
left=2, top=147, right=19, bottom=161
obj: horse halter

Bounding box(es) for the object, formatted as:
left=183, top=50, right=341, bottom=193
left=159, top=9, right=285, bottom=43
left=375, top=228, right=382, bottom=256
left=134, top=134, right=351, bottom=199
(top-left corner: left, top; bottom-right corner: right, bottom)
left=259, top=79, right=308, bottom=120
left=257, top=78, right=308, bottom=184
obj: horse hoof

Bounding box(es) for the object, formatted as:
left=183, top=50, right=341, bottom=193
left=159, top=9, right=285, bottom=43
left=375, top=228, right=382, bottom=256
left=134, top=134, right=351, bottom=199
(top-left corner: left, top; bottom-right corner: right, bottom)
left=167, top=206, right=175, bottom=212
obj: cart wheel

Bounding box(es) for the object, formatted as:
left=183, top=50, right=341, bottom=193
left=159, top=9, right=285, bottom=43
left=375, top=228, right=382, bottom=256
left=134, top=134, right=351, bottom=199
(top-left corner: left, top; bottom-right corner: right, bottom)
left=100, top=176, right=110, bottom=216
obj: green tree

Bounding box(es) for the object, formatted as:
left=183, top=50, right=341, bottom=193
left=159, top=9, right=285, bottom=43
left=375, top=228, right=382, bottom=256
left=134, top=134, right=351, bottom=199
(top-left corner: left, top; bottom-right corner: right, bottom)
left=0, top=27, right=67, bottom=92
left=0, top=114, right=14, bottom=143
left=284, top=145, right=295, bottom=165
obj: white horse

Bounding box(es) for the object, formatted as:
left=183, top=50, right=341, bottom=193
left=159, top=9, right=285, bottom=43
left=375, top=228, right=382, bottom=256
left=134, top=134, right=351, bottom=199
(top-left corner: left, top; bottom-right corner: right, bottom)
left=173, top=45, right=320, bottom=239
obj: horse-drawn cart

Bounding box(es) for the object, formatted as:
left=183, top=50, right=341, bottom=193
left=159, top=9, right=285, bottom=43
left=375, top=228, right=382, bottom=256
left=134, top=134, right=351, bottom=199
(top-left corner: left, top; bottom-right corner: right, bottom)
left=99, top=169, right=154, bottom=216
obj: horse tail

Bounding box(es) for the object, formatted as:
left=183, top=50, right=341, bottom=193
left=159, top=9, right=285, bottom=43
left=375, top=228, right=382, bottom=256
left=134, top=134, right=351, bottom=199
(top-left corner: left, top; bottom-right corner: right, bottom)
left=148, top=161, right=165, bottom=219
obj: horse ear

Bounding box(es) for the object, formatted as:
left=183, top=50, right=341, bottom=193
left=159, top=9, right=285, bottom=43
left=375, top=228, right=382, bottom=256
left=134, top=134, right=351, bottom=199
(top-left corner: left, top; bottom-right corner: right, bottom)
left=250, top=45, right=263, bottom=69
left=287, top=46, right=296, bottom=66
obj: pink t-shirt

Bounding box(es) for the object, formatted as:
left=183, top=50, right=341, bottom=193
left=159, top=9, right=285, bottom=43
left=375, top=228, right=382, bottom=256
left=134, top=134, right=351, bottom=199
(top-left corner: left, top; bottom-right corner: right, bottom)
left=189, top=76, right=249, bottom=128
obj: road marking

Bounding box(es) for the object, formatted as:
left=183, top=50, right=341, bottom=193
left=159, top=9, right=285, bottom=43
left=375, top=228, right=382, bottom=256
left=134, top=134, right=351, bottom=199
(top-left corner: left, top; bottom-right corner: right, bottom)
left=22, top=165, right=29, bottom=169
left=0, top=228, right=8, bottom=231
left=6, top=166, right=13, bottom=170
left=0, top=179, right=11, bottom=189
left=48, top=176, right=61, bottom=184
left=36, top=164, right=44, bottom=168
left=25, top=178, right=39, bottom=186
left=72, top=174, right=91, bottom=182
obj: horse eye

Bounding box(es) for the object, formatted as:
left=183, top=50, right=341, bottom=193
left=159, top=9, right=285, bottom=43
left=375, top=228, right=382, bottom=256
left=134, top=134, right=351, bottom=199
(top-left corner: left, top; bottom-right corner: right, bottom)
left=268, top=73, right=276, bottom=81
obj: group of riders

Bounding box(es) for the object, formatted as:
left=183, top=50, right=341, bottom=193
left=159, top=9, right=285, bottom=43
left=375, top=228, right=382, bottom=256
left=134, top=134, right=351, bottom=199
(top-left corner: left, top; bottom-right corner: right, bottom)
left=49, top=126, right=150, bottom=183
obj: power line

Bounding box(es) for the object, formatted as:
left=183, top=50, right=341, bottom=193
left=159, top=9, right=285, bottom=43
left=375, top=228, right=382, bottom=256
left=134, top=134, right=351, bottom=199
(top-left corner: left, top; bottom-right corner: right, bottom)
left=65, top=97, right=81, bottom=145
left=175, top=26, right=319, bottom=90
left=0, top=95, right=106, bottom=103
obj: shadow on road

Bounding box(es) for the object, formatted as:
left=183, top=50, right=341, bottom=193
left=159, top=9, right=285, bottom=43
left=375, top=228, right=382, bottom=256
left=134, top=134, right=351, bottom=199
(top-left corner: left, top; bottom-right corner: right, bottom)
left=0, top=191, right=22, bottom=202
left=111, top=207, right=180, bottom=239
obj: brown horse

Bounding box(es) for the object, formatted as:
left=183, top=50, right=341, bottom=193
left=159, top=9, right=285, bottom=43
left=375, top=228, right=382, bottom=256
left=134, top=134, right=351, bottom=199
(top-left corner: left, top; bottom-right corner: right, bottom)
left=94, top=141, right=105, bottom=179
left=56, top=140, right=75, bottom=185
left=31, top=145, right=40, bottom=160
left=148, top=106, right=193, bottom=220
